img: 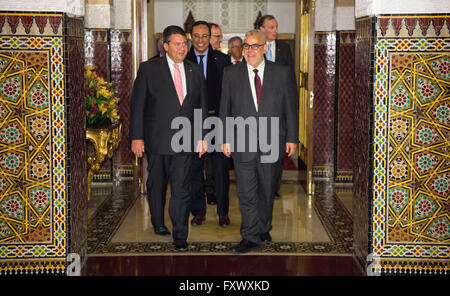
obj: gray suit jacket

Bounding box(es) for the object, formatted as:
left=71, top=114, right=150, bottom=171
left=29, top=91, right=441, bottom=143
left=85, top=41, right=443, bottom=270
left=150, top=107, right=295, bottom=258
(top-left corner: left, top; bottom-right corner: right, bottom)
left=219, top=60, right=298, bottom=163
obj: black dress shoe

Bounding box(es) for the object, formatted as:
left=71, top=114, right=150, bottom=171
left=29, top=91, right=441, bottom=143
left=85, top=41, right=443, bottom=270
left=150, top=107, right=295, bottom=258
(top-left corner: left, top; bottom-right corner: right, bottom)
left=174, top=240, right=188, bottom=251
left=260, top=232, right=272, bottom=243
left=154, top=226, right=171, bottom=236
left=219, top=216, right=230, bottom=227
left=191, top=214, right=206, bottom=226
left=230, top=239, right=261, bottom=254
left=274, top=191, right=280, bottom=200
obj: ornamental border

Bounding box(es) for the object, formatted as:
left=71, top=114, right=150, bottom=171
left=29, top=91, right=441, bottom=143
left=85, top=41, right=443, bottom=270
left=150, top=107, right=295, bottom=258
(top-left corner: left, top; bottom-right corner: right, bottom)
left=0, top=36, right=66, bottom=267
left=372, top=37, right=450, bottom=259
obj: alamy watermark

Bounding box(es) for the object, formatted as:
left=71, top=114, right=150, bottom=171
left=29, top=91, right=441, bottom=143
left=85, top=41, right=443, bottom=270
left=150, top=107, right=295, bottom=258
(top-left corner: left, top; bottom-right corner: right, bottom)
left=171, top=109, right=281, bottom=163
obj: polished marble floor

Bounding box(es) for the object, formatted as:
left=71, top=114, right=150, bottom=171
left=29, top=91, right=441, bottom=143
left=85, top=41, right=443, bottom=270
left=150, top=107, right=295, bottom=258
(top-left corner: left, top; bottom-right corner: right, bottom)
left=111, top=180, right=331, bottom=244
left=87, top=170, right=354, bottom=255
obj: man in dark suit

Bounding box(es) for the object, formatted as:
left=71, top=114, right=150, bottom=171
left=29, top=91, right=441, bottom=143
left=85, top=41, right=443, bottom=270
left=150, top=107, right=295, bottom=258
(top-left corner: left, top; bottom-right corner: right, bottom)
left=257, top=14, right=296, bottom=201
left=220, top=29, right=298, bottom=253
left=129, top=25, right=207, bottom=251
left=186, top=21, right=232, bottom=228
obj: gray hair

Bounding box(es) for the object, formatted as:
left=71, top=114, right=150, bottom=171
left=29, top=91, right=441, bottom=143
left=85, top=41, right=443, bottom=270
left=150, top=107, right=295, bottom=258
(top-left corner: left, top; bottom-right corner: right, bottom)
left=244, top=29, right=266, bottom=43
left=227, top=36, right=243, bottom=48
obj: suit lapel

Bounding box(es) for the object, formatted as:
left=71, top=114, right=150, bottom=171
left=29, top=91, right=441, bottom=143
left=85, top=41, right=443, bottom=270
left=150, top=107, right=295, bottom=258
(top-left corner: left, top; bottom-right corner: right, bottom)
left=183, top=60, right=193, bottom=105
left=259, top=61, right=273, bottom=113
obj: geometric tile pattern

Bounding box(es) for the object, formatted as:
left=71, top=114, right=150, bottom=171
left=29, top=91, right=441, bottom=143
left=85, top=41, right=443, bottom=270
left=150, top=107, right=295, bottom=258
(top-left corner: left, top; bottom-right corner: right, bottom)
left=335, top=31, right=355, bottom=183
left=313, top=32, right=336, bottom=178
left=110, top=30, right=133, bottom=165
left=0, top=34, right=66, bottom=274
left=372, top=37, right=450, bottom=272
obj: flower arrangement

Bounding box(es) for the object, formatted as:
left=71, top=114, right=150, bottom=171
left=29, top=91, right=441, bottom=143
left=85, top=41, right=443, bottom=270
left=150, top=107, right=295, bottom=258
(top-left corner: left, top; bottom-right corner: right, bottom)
left=85, top=66, right=120, bottom=128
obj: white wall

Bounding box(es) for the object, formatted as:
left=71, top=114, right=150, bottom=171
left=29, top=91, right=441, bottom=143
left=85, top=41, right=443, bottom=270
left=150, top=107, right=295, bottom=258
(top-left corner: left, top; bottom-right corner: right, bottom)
left=356, top=0, right=450, bottom=18
left=267, top=0, right=296, bottom=33
left=315, top=0, right=335, bottom=31
left=154, top=0, right=184, bottom=33
left=0, top=0, right=84, bottom=17
left=154, top=0, right=296, bottom=34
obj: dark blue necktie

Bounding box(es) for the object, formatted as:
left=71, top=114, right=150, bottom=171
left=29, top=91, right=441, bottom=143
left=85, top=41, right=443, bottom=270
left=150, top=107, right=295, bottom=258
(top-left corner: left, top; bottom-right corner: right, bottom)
left=198, top=55, right=205, bottom=78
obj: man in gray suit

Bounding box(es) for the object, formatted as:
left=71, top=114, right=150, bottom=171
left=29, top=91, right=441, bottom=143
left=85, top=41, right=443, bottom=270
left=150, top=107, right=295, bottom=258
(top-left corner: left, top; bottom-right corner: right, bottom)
left=220, top=30, right=298, bottom=254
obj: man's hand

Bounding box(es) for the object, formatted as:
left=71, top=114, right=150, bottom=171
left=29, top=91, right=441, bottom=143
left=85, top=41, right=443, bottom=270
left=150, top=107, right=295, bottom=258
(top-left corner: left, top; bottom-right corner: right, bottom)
left=222, top=143, right=231, bottom=158
left=286, top=142, right=297, bottom=157
left=196, top=140, right=207, bottom=158
left=131, top=140, right=145, bottom=158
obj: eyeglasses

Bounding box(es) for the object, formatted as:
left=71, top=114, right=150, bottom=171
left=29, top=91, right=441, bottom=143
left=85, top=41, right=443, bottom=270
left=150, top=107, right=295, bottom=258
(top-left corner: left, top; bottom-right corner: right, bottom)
left=212, top=34, right=223, bottom=39
left=192, top=34, right=210, bottom=40
left=242, top=43, right=265, bottom=50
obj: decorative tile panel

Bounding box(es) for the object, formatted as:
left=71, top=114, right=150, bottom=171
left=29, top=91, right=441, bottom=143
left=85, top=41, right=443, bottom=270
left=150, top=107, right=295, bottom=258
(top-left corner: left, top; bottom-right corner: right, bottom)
left=313, top=32, right=336, bottom=179
left=0, top=12, right=68, bottom=275
left=371, top=31, right=450, bottom=274
left=335, top=31, right=356, bottom=183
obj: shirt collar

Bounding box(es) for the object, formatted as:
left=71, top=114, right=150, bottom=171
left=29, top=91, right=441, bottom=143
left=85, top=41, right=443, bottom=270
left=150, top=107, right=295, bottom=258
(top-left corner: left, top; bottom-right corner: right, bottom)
left=194, top=47, right=209, bottom=58
left=247, top=60, right=265, bottom=73
left=166, top=54, right=183, bottom=68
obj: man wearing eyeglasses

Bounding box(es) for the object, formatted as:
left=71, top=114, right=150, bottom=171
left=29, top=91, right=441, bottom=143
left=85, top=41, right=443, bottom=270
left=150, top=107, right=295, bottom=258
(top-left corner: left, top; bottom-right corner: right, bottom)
left=220, top=29, right=298, bottom=254
left=257, top=14, right=296, bottom=202
left=228, top=36, right=244, bottom=64
left=129, top=26, right=208, bottom=251
left=186, top=21, right=232, bottom=229
left=209, top=23, right=224, bottom=51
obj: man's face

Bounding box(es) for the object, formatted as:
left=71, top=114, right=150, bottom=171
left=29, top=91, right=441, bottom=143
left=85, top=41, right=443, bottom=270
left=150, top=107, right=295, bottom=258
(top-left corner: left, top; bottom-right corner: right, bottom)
left=192, top=24, right=210, bottom=53
left=243, top=34, right=267, bottom=68
left=259, top=18, right=278, bottom=42
left=210, top=26, right=223, bottom=50
left=163, top=34, right=188, bottom=63
left=229, top=39, right=242, bottom=60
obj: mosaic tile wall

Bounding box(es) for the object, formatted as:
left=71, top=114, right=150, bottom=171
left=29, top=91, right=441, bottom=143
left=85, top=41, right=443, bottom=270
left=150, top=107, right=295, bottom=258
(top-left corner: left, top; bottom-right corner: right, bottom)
left=110, top=29, right=133, bottom=166
left=0, top=12, right=85, bottom=275
left=65, top=16, right=87, bottom=262
left=335, top=31, right=356, bottom=183
left=355, top=15, right=450, bottom=275
left=313, top=32, right=336, bottom=179
left=353, top=17, right=374, bottom=271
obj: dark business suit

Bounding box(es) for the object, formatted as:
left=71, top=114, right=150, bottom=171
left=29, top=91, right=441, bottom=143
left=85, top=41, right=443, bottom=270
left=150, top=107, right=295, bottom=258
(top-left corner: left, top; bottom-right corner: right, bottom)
left=129, top=56, right=207, bottom=242
left=186, top=45, right=232, bottom=218
left=270, top=40, right=296, bottom=197
left=219, top=60, right=298, bottom=243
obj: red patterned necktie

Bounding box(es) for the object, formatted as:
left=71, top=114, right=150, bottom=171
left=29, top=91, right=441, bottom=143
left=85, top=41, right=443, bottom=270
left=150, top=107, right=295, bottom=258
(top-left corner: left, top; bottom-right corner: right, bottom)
left=235, top=60, right=240, bottom=64
left=253, top=69, right=262, bottom=109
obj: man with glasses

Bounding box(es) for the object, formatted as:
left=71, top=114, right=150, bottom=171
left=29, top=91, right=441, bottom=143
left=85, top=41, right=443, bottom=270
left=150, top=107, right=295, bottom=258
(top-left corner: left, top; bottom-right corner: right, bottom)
left=209, top=23, right=224, bottom=51
left=186, top=21, right=232, bottom=228
left=129, top=25, right=208, bottom=251
left=257, top=14, right=296, bottom=202
left=228, top=36, right=244, bottom=64
left=220, top=29, right=298, bottom=253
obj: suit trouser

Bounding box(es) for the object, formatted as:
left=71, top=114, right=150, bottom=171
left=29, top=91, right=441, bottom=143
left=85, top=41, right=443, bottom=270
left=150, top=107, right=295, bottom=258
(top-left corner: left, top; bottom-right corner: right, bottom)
left=191, top=152, right=230, bottom=217
left=233, top=156, right=276, bottom=244
left=274, top=157, right=283, bottom=194
left=146, top=153, right=192, bottom=242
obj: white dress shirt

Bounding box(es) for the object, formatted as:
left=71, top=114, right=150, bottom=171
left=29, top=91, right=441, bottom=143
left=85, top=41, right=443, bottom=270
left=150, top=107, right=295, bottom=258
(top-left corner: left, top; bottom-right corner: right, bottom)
left=166, top=55, right=187, bottom=99
left=231, top=56, right=243, bottom=64
left=266, top=40, right=276, bottom=62
left=247, top=60, right=265, bottom=111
